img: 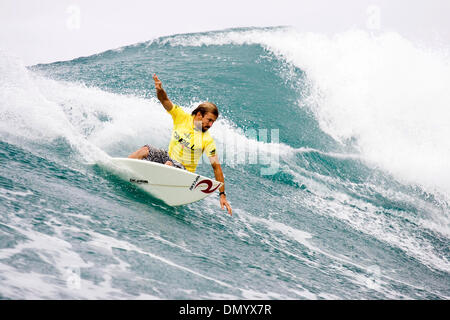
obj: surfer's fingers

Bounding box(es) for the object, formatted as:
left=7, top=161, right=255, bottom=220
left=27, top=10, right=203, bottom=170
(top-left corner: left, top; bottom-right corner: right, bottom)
left=222, top=201, right=232, bottom=215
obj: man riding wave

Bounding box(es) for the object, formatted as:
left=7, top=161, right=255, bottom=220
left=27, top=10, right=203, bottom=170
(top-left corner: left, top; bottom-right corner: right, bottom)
left=129, top=74, right=232, bottom=215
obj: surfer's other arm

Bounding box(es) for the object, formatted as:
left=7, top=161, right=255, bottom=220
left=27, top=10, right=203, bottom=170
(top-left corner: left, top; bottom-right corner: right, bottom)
left=209, top=155, right=232, bottom=215
left=153, top=74, right=174, bottom=112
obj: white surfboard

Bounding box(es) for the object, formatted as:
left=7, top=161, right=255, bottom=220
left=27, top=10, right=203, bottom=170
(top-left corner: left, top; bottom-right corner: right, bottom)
left=106, top=157, right=222, bottom=206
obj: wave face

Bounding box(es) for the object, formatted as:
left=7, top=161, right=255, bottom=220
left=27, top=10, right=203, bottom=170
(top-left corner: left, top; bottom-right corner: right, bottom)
left=1, top=27, right=449, bottom=299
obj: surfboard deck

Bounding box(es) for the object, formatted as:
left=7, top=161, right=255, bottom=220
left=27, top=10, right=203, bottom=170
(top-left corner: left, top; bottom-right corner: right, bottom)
left=104, top=157, right=222, bottom=206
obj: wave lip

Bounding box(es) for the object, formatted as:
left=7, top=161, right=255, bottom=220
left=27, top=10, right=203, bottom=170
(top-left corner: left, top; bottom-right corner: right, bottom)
left=4, top=27, right=450, bottom=196
left=156, top=27, right=450, bottom=196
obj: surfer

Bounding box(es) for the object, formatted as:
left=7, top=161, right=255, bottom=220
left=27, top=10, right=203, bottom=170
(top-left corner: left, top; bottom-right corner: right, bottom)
left=128, top=74, right=232, bottom=215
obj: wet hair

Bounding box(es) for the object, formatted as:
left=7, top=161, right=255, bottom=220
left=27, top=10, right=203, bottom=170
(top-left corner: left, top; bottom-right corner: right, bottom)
left=191, top=102, right=219, bottom=118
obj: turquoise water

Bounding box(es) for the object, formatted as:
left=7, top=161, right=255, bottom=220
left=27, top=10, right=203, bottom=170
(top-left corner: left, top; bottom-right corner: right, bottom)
left=1, top=27, right=449, bottom=299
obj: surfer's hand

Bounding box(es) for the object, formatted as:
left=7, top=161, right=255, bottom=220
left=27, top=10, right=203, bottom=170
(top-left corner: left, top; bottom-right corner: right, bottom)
left=153, top=73, right=173, bottom=111
left=220, top=195, right=232, bottom=215
left=153, top=74, right=162, bottom=90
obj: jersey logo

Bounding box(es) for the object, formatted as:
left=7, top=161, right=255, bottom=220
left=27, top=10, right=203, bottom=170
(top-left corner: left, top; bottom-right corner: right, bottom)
left=194, top=179, right=221, bottom=194
left=174, top=131, right=195, bottom=150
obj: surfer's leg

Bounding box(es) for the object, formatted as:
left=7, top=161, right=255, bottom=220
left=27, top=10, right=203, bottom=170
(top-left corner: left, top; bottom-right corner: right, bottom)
left=160, top=152, right=174, bottom=167
left=134, top=145, right=184, bottom=169
left=139, top=145, right=173, bottom=166
left=128, top=145, right=150, bottom=159
left=160, top=151, right=185, bottom=169
left=168, top=157, right=186, bottom=170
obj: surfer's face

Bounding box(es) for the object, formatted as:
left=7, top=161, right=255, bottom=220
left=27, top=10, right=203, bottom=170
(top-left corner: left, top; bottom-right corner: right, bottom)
left=194, top=112, right=217, bottom=132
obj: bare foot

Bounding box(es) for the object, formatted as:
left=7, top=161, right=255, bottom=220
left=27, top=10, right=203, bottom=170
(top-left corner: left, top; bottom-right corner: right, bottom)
left=165, top=161, right=174, bottom=166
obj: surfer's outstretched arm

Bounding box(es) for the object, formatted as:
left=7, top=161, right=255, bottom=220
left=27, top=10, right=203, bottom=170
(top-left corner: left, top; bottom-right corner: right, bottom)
left=209, top=155, right=232, bottom=215
left=153, top=74, right=174, bottom=112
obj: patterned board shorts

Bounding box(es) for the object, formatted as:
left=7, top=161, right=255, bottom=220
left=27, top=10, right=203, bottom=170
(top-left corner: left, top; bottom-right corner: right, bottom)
left=143, top=145, right=186, bottom=170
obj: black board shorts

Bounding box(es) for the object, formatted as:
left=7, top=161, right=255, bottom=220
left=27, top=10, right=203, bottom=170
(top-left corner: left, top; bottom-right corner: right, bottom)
left=143, top=145, right=186, bottom=170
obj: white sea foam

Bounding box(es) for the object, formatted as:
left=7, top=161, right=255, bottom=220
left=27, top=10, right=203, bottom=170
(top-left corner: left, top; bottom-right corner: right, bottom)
left=239, top=209, right=447, bottom=299
left=295, top=185, right=450, bottom=275
left=0, top=219, right=146, bottom=299
left=0, top=213, right=233, bottom=299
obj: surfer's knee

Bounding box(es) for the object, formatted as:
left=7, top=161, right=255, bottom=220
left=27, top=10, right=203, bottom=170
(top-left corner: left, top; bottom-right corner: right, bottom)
left=139, top=146, right=150, bottom=159
left=128, top=146, right=150, bottom=159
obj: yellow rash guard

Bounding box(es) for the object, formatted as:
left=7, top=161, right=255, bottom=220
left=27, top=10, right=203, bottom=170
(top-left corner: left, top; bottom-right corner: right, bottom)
left=167, top=105, right=217, bottom=173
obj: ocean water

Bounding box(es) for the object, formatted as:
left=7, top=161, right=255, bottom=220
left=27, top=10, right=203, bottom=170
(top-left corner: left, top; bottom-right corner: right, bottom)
left=0, top=27, right=449, bottom=299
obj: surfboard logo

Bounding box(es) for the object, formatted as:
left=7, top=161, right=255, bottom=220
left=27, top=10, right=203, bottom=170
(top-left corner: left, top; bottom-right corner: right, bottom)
left=194, top=179, right=221, bottom=194
left=130, top=178, right=148, bottom=184
left=189, top=175, right=201, bottom=191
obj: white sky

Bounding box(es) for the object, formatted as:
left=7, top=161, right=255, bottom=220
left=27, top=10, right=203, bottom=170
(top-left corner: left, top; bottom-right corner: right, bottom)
left=1, top=0, right=449, bottom=65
